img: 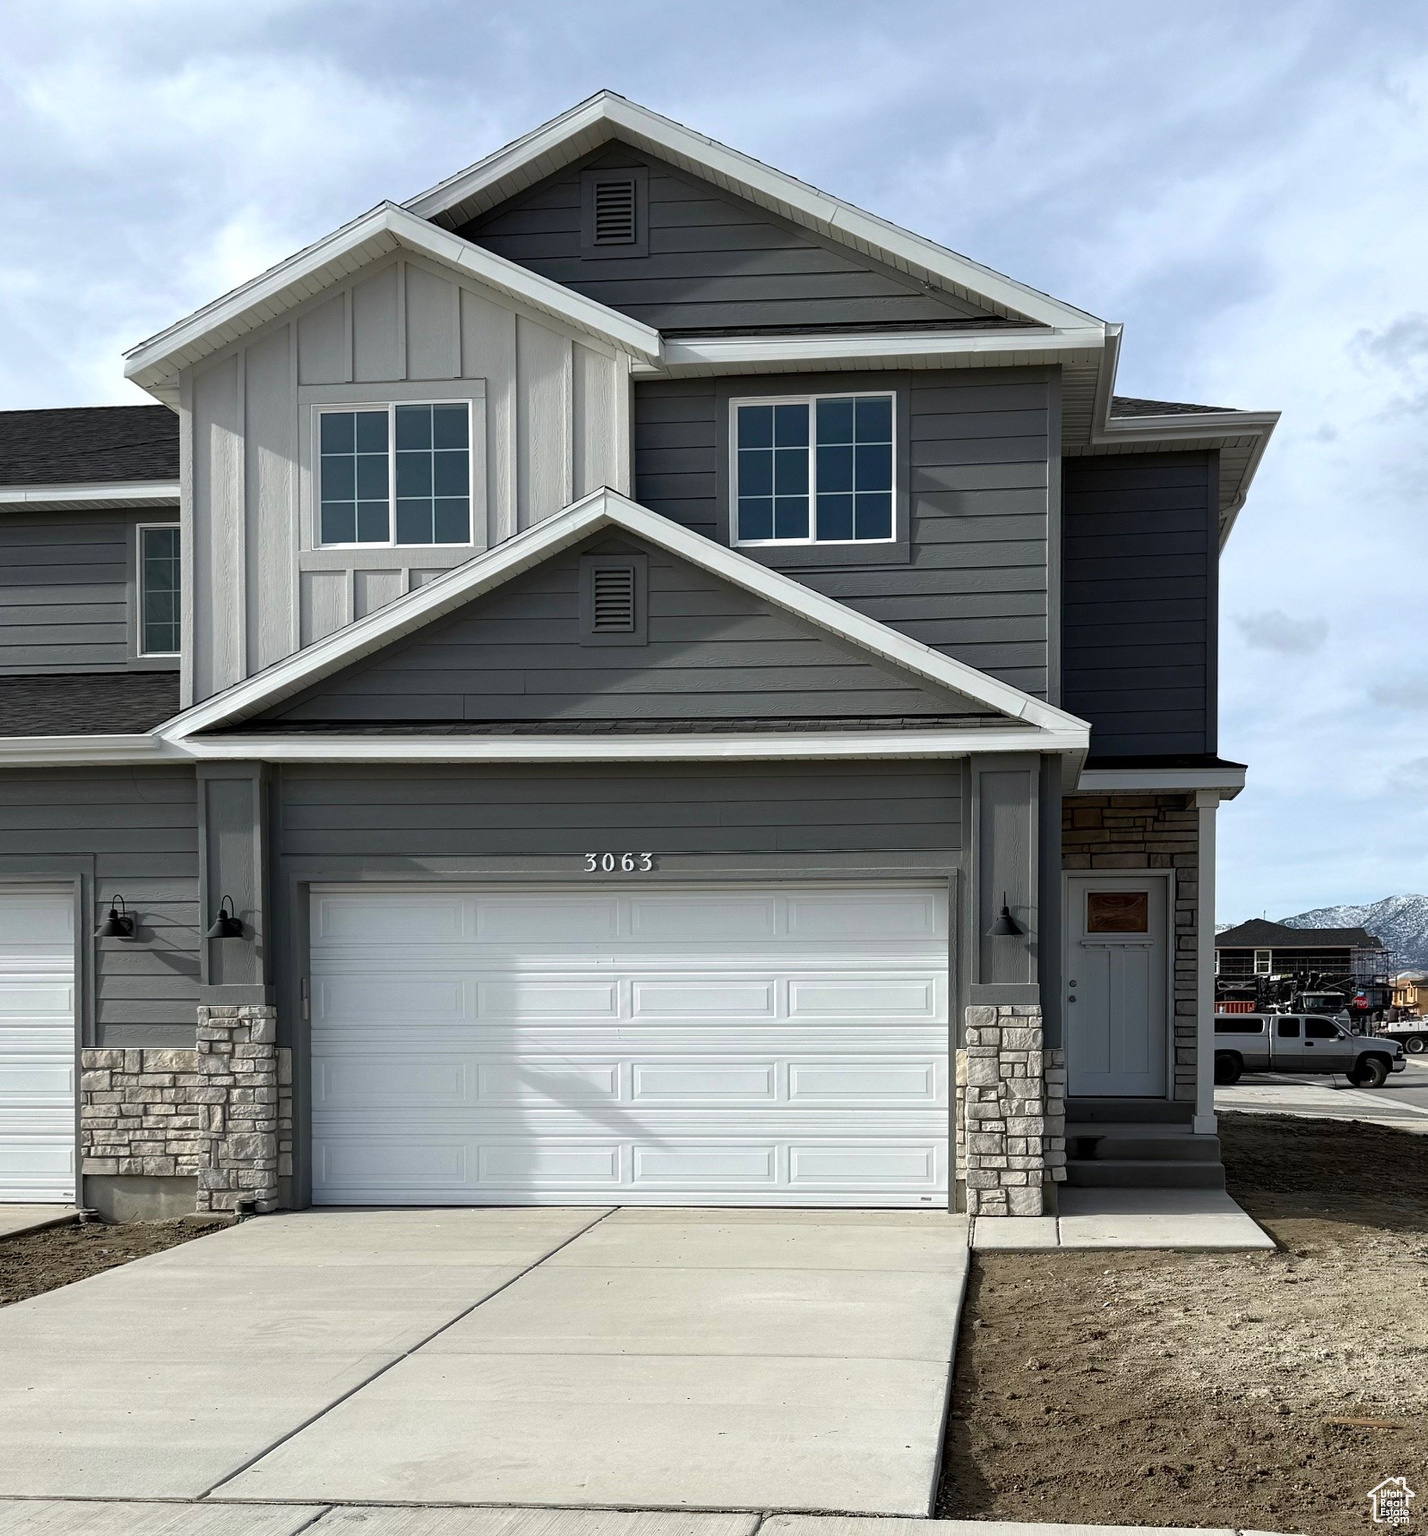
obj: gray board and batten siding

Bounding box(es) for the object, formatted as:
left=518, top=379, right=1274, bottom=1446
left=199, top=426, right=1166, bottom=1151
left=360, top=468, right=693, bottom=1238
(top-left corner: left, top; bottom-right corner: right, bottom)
left=0, top=767, right=200, bottom=1049
left=458, top=145, right=1006, bottom=333
left=633, top=369, right=1055, bottom=701
left=262, top=532, right=998, bottom=726
left=1061, top=451, right=1218, bottom=758
left=0, top=509, right=179, bottom=675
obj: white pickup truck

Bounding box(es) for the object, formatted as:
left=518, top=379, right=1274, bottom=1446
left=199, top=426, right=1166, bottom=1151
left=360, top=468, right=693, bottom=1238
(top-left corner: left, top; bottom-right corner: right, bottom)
left=1214, top=1013, right=1407, bottom=1088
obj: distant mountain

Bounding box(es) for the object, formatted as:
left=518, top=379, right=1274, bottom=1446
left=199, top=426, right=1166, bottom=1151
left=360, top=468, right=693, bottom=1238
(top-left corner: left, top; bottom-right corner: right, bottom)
left=1279, top=895, right=1428, bottom=971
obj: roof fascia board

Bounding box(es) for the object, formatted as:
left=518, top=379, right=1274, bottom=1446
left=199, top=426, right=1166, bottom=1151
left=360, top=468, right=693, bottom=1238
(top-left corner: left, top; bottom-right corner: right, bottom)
left=1077, top=765, right=1246, bottom=798
left=403, top=93, right=1102, bottom=332
left=0, top=734, right=180, bottom=767
left=177, top=726, right=1089, bottom=765
left=0, top=481, right=180, bottom=510
left=159, top=486, right=1089, bottom=744
left=123, top=204, right=661, bottom=399
left=651, top=325, right=1104, bottom=374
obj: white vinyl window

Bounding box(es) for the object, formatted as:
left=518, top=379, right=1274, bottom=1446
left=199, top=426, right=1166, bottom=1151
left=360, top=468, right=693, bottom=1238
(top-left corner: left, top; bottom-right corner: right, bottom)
left=137, top=524, right=180, bottom=656
left=316, top=402, right=472, bottom=548
left=1253, top=948, right=1273, bottom=976
left=732, top=393, right=895, bottom=546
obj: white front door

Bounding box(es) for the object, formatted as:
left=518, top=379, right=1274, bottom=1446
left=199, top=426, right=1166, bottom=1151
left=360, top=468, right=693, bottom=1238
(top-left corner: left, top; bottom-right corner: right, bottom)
left=0, top=889, right=77, bottom=1202
left=1065, top=875, right=1168, bottom=1098
left=309, top=880, right=950, bottom=1207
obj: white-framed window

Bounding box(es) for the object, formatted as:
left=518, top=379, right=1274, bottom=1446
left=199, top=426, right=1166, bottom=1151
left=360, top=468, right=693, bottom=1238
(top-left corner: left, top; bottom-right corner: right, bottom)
left=1253, top=947, right=1273, bottom=976
left=315, top=401, right=473, bottom=548
left=137, top=523, right=180, bottom=657
left=731, top=392, right=895, bottom=547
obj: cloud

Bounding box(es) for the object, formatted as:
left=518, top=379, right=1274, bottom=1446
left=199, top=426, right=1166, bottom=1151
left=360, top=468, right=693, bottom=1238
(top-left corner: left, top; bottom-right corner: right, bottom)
left=1233, top=610, right=1329, bottom=656
left=1386, top=757, right=1428, bottom=798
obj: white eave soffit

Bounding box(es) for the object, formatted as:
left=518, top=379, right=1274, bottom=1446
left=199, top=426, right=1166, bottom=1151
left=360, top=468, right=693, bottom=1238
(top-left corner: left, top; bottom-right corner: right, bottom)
left=157, top=485, right=1091, bottom=750
left=402, top=92, right=1103, bottom=333
left=122, top=203, right=663, bottom=402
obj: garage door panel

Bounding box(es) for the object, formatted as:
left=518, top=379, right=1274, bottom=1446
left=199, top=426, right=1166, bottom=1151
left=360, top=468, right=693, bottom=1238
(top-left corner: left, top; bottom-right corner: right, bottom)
left=0, top=891, right=76, bottom=1202
left=314, top=892, right=466, bottom=944
left=311, top=881, right=950, bottom=1207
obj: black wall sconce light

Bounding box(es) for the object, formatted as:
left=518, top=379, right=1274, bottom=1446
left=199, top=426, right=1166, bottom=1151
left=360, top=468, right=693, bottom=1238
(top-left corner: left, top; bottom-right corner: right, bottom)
left=95, top=895, right=136, bottom=940
left=986, top=892, right=1025, bottom=938
left=205, top=896, right=244, bottom=940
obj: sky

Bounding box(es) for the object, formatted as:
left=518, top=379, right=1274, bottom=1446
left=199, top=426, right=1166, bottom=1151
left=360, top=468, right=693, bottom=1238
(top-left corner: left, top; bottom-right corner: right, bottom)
left=2, top=0, right=1426, bottom=923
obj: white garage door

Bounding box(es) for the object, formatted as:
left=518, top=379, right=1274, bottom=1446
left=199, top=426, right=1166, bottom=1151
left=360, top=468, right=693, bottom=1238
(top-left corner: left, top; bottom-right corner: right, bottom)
left=310, top=882, right=949, bottom=1206
left=0, top=889, right=76, bottom=1203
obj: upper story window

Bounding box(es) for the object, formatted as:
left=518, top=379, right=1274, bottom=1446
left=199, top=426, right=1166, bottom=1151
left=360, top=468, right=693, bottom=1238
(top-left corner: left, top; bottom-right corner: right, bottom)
left=733, top=393, right=894, bottom=547
left=317, top=402, right=471, bottom=548
left=1253, top=948, right=1273, bottom=975
left=138, top=524, right=180, bottom=657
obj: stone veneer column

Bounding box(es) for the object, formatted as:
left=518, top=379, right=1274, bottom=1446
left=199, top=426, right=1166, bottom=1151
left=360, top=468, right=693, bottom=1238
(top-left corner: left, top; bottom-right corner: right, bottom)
left=80, top=1004, right=280, bottom=1215
left=194, top=1005, right=280, bottom=1213
left=955, top=1004, right=1067, bottom=1216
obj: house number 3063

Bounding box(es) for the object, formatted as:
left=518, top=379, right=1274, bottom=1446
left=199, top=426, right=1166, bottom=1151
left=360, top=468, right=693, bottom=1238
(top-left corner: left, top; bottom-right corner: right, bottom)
left=583, top=852, right=655, bottom=873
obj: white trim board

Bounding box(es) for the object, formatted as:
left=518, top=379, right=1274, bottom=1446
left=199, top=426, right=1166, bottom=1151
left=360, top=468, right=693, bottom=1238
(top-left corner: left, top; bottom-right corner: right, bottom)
left=0, top=481, right=179, bottom=512
left=156, top=485, right=1091, bottom=747
left=404, top=92, right=1103, bottom=332
left=1077, top=766, right=1246, bottom=799
left=123, top=204, right=662, bottom=404
left=178, top=725, right=1089, bottom=765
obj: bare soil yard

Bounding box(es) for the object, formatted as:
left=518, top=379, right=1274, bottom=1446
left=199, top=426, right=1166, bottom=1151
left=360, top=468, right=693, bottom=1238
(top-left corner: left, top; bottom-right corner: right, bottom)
left=0, top=1217, right=209, bottom=1306
left=939, top=1113, right=1428, bottom=1536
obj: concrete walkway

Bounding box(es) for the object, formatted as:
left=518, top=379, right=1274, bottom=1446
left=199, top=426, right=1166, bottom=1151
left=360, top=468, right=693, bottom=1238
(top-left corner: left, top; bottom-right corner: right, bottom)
left=972, top=1188, right=1274, bottom=1251
left=0, top=1207, right=968, bottom=1516
left=0, top=1205, right=76, bottom=1241
left=1218, top=1056, right=1428, bottom=1132
left=0, top=1504, right=1291, bottom=1535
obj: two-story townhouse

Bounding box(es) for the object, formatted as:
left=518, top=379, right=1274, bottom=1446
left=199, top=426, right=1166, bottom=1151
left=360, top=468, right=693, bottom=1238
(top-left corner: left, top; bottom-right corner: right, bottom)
left=0, top=94, right=1276, bottom=1222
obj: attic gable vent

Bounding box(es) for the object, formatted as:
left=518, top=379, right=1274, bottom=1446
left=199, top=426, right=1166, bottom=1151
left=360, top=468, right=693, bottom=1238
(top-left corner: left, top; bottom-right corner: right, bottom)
left=581, top=167, right=648, bottom=259
left=592, top=178, right=637, bottom=245
left=579, top=552, right=647, bottom=646
left=591, top=565, right=636, bottom=631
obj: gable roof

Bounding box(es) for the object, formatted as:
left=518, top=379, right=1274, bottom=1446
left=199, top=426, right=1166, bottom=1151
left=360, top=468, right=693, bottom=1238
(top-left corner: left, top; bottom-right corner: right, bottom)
left=160, top=487, right=1090, bottom=755
left=0, top=672, right=179, bottom=735
left=404, top=92, right=1101, bottom=333
left=123, top=203, right=662, bottom=404
left=1215, top=919, right=1383, bottom=950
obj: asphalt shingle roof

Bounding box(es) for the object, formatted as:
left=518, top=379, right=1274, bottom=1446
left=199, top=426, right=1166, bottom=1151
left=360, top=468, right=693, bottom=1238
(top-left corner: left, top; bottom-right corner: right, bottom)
left=0, top=405, right=179, bottom=486
left=0, top=672, right=180, bottom=735
left=1215, top=919, right=1383, bottom=950
left=1110, top=395, right=1232, bottom=418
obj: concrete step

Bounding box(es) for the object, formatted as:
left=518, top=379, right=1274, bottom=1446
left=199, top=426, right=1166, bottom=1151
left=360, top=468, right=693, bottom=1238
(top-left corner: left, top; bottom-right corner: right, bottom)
left=1066, top=1097, right=1195, bottom=1125
left=1069, top=1130, right=1222, bottom=1163
left=1065, top=1158, right=1227, bottom=1190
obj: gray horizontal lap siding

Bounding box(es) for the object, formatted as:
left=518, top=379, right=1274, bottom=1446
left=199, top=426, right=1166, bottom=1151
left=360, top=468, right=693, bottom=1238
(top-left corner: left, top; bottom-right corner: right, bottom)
left=0, top=768, right=200, bottom=1045
left=1061, top=452, right=1217, bottom=758
left=634, top=372, right=1050, bottom=697
left=276, top=762, right=962, bottom=863
left=269, top=536, right=985, bottom=724
left=459, top=147, right=989, bottom=331
left=0, top=513, right=133, bottom=672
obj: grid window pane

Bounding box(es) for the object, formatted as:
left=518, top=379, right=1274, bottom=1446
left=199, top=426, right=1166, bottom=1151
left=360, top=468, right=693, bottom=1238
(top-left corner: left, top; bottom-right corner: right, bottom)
left=815, top=394, right=893, bottom=543
left=320, top=409, right=389, bottom=544
left=737, top=396, right=891, bottom=545
left=140, top=526, right=181, bottom=655
left=391, top=404, right=470, bottom=544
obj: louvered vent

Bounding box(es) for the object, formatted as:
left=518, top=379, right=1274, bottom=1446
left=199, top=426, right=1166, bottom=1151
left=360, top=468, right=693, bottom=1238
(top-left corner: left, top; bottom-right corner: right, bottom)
left=591, top=177, right=638, bottom=245
left=590, top=565, right=637, bottom=632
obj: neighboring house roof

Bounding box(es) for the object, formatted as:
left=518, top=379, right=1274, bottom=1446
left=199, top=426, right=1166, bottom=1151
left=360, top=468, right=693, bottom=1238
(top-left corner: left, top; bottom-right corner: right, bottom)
left=0, top=405, right=177, bottom=484
left=1215, top=919, right=1384, bottom=950
left=159, top=486, right=1091, bottom=761
left=0, top=673, right=180, bottom=735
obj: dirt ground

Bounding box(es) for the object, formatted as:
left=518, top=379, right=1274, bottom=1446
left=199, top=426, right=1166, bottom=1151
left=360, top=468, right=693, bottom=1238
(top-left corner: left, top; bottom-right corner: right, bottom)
left=939, top=1113, right=1428, bottom=1536
left=0, top=1217, right=212, bottom=1306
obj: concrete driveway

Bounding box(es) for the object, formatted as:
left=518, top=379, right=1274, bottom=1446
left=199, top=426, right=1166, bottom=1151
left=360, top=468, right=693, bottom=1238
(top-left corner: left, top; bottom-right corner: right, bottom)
left=0, top=1206, right=968, bottom=1516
